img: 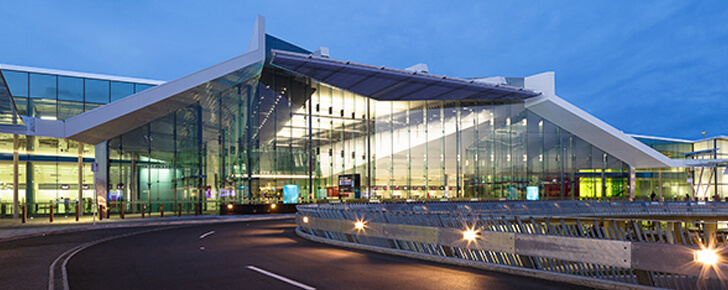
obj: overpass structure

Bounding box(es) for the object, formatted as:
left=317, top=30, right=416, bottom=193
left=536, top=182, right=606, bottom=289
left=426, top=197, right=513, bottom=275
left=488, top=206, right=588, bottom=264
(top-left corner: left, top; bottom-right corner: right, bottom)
left=296, top=200, right=728, bottom=290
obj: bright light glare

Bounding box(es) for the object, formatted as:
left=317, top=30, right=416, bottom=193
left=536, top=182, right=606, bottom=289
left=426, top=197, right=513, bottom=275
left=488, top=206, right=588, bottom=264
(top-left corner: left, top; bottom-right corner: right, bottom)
left=302, top=216, right=309, bottom=223
left=463, top=229, right=477, bottom=241
left=354, top=221, right=365, bottom=230
left=271, top=204, right=277, bottom=209
left=695, top=249, right=719, bottom=265
left=227, top=204, right=233, bottom=210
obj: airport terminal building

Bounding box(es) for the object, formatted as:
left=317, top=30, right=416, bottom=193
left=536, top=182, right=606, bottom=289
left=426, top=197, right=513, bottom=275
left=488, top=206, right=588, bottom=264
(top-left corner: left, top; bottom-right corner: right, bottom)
left=0, top=16, right=726, bottom=216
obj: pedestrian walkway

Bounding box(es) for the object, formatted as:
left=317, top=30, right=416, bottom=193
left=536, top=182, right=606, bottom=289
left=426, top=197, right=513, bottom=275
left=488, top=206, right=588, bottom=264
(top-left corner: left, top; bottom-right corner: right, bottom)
left=0, top=213, right=295, bottom=242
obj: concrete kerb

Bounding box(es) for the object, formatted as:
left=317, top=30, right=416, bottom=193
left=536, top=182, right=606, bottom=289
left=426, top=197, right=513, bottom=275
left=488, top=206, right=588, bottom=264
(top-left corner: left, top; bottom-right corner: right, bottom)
left=295, top=227, right=660, bottom=290
left=0, top=214, right=296, bottom=243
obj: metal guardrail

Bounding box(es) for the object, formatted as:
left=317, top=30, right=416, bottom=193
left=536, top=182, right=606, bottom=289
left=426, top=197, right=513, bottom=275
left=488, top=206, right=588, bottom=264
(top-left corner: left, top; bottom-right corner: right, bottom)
left=318, top=200, right=728, bottom=218
left=296, top=201, right=728, bottom=290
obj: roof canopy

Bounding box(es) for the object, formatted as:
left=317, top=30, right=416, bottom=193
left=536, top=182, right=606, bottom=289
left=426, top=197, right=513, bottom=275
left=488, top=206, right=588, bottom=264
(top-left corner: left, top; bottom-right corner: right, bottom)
left=270, top=50, right=540, bottom=101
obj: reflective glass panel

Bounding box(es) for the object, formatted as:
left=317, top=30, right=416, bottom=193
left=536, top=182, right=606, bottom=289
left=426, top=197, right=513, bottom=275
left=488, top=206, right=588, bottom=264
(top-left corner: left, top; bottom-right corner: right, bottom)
left=29, top=73, right=56, bottom=100
left=110, top=81, right=134, bottom=102
left=85, top=79, right=109, bottom=104
left=2, top=70, right=28, bottom=97
left=58, top=76, right=83, bottom=102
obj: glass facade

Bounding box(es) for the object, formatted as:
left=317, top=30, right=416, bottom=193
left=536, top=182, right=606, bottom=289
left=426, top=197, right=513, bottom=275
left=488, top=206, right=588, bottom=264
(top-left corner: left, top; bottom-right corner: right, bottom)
left=0, top=68, right=159, bottom=214
left=1, top=34, right=725, bottom=217
left=97, top=57, right=636, bottom=208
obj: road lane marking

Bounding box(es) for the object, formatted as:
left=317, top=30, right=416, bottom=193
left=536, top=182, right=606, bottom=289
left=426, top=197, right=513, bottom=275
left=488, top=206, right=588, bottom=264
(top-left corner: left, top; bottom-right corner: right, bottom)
left=199, top=231, right=215, bottom=239
left=246, top=265, right=316, bottom=290
left=49, top=226, right=183, bottom=290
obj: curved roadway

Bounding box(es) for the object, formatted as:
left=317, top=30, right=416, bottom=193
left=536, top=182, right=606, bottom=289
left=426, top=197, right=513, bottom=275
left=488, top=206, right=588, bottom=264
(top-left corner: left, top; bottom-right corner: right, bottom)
left=67, top=219, right=586, bottom=289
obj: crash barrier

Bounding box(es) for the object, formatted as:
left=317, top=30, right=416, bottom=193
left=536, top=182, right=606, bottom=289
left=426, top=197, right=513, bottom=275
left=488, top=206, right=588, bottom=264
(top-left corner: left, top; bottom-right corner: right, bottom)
left=296, top=200, right=728, bottom=290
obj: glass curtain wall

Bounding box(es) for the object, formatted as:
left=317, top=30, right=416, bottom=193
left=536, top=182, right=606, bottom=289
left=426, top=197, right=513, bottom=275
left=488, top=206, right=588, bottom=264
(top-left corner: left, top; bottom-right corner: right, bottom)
left=106, top=61, right=262, bottom=212
left=96, top=64, right=648, bottom=210
left=250, top=66, right=631, bottom=201
left=0, top=69, right=154, bottom=216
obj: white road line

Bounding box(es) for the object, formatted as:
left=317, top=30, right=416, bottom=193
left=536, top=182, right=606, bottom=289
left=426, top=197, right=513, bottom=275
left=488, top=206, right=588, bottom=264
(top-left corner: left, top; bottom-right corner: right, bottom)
left=199, top=231, right=215, bottom=239
left=49, top=243, right=86, bottom=290
left=246, top=265, right=316, bottom=290
left=49, top=227, right=182, bottom=290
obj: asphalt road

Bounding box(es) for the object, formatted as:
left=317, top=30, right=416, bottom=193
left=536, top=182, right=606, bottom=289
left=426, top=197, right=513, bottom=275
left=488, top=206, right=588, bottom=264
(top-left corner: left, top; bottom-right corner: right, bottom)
left=66, top=219, right=588, bottom=290
left=0, top=226, right=163, bottom=290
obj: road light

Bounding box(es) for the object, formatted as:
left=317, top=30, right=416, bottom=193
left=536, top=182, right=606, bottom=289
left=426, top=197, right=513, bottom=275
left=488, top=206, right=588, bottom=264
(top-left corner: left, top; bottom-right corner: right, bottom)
left=463, top=229, right=478, bottom=241
left=227, top=204, right=233, bottom=210
left=695, top=249, right=719, bottom=265
left=302, top=216, right=309, bottom=223
left=271, top=204, right=277, bottom=209
left=354, top=221, right=365, bottom=230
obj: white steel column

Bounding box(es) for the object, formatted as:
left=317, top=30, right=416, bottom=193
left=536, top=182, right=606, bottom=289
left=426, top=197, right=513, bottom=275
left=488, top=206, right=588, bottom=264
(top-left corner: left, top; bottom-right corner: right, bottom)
left=629, top=166, right=636, bottom=200
left=94, top=141, right=108, bottom=218
left=658, top=168, right=663, bottom=201
left=12, top=134, right=19, bottom=219
left=78, top=142, right=84, bottom=216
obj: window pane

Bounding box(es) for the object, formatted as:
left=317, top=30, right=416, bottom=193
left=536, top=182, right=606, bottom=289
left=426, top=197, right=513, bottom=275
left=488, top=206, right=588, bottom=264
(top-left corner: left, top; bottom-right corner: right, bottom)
left=110, top=81, right=134, bottom=102
left=14, top=97, right=28, bottom=115
left=57, top=100, right=84, bottom=120
left=29, top=98, right=57, bottom=120
left=29, top=73, right=56, bottom=100
left=58, top=76, right=83, bottom=102
left=2, top=70, right=28, bottom=97
left=135, top=84, right=154, bottom=93
left=85, top=79, right=109, bottom=104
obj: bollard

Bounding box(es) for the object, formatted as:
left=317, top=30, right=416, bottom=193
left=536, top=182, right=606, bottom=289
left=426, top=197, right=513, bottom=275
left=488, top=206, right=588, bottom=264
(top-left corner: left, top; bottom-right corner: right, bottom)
left=76, top=204, right=79, bottom=221
left=178, top=203, right=181, bottom=217
left=195, top=204, right=199, bottom=216
left=121, top=203, right=125, bottom=219
left=21, top=205, right=26, bottom=223
left=50, top=204, right=54, bottom=223
left=99, top=205, right=103, bottom=221
left=161, top=204, right=164, bottom=218
left=142, top=204, right=145, bottom=218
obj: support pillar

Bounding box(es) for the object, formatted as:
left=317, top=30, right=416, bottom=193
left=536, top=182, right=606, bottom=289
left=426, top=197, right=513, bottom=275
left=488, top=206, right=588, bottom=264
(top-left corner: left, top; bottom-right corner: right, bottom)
left=94, top=142, right=108, bottom=220
left=12, top=134, right=18, bottom=219
left=26, top=162, right=34, bottom=215
left=601, top=168, right=606, bottom=199
left=77, top=142, right=83, bottom=217
left=629, top=166, right=636, bottom=200
left=131, top=152, right=136, bottom=213
left=26, top=136, right=36, bottom=215
left=658, top=168, right=663, bottom=201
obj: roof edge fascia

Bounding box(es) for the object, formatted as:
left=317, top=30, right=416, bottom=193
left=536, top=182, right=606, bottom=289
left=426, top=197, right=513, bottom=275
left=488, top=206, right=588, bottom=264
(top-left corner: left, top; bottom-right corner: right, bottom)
left=0, top=63, right=165, bottom=85
left=523, top=72, right=678, bottom=168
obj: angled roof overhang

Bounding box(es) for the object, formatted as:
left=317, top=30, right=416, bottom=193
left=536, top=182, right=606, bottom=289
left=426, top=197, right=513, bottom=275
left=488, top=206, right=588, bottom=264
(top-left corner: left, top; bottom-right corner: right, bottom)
left=526, top=94, right=679, bottom=168
left=270, top=50, right=541, bottom=101
left=63, top=52, right=264, bottom=144
left=524, top=72, right=679, bottom=169
left=9, top=16, right=268, bottom=145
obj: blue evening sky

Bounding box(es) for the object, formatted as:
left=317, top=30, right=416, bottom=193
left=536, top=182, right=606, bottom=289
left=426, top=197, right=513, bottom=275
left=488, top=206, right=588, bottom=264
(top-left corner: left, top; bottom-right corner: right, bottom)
left=1, top=1, right=726, bottom=140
